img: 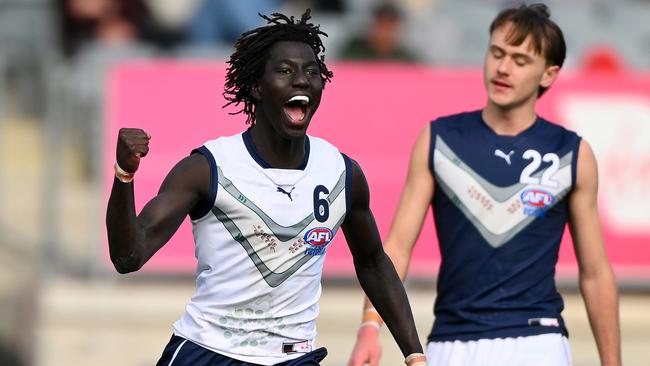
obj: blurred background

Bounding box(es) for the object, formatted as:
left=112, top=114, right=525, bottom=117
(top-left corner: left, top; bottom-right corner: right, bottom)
left=1, top=0, right=649, bottom=365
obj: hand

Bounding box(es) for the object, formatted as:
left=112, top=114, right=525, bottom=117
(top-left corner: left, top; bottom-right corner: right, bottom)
left=347, top=325, right=382, bottom=366
left=116, top=128, right=150, bottom=173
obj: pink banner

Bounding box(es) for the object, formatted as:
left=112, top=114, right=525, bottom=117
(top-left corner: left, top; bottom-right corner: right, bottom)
left=105, top=62, right=650, bottom=280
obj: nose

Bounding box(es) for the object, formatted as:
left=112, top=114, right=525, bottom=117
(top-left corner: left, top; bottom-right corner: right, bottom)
left=292, top=69, right=309, bottom=88
left=496, top=57, right=511, bottom=75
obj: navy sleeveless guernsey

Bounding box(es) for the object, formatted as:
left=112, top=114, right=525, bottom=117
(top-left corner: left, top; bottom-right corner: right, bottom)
left=427, top=110, right=581, bottom=342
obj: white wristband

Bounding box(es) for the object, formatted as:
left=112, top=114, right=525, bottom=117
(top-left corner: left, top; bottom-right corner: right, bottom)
left=114, top=162, right=135, bottom=183
left=405, top=352, right=427, bottom=366
left=359, top=321, right=381, bottom=330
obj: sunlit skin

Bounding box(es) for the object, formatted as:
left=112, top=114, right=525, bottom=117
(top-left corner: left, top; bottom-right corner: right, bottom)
left=482, top=22, right=560, bottom=134
left=250, top=41, right=323, bottom=169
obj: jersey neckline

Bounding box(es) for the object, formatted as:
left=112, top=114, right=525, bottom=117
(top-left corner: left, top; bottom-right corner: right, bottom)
left=241, top=129, right=310, bottom=170
left=477, top=110, right=542, bottom=140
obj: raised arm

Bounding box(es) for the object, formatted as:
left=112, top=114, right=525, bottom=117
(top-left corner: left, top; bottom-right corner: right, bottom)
left=341, top=154, right=425, bottom=364
left=568, top=140, right=621, bottom=366
left=106, top=128, right=210, bottom=273
left=347, top=125, right=434, bottom=366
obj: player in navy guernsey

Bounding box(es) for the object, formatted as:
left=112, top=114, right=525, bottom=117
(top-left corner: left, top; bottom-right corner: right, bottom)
left=349, top=4, right=621, bottom=366
left=106, top=9, right=427, bottom=366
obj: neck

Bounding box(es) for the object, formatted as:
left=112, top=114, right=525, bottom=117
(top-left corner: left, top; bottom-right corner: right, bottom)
left=482, top=101, right=537, bottom=136
left=249, top=124, right=306, bottom=169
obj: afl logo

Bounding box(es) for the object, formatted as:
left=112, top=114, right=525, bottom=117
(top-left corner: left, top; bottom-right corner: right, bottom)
left=520, top=189, right=555, bottom=217
left=521, top=189, right=555, bottom=207
left=304, top=227, right=334, bottom=256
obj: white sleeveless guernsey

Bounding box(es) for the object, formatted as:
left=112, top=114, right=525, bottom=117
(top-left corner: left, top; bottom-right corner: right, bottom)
left=172, top=131, right=350, bottom=365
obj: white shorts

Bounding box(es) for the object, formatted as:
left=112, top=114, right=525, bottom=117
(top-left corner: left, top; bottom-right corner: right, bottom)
left=426, top=333, right=572, bottom=366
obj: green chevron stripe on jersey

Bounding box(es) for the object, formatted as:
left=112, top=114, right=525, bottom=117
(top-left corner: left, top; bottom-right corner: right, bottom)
left=210, top=206, right=311, bottom=287
left=211, top=206, right=346, bottom=287
left=216, top=166, right=346, bottom=241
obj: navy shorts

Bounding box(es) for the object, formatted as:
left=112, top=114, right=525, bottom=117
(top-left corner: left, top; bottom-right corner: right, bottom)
left=156, top=335, right=328, bottom=366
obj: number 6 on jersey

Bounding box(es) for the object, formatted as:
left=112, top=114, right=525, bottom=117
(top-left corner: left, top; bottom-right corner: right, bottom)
left=313, top=185, right=329, bottom=222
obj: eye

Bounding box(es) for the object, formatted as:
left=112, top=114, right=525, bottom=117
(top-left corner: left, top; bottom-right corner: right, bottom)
left=491, top=49, right=504, bottom=58
left=306, top=68, right=319, bottom=75
left=514, top=57, right=528, bottom=66
left=277, top=68, right=291, bottom=74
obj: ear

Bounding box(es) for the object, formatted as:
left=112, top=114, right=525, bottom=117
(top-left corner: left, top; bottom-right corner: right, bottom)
left=251, top=82, right=261, bottom=100
left=540, top=65, right=560, bottom=89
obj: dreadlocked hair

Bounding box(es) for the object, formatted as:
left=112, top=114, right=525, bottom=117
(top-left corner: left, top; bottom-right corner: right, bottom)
left=223, top=9, right=333, bottom=125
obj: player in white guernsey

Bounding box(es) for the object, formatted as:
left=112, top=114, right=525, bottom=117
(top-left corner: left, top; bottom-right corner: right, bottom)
left=348, top=4, right=621, bottom=366
left=106, top=10, right=427, bottom=366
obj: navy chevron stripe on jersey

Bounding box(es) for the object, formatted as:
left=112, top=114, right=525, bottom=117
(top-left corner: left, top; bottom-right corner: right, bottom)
left=212, top=204, right=346, bottom=288
left=427, top=110, right=581, bottom=342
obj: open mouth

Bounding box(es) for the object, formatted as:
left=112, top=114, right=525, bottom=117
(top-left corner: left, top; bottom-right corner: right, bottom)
left=492, top=79, right=511, bottom=89
left=284, top=95, right=310, bottom=124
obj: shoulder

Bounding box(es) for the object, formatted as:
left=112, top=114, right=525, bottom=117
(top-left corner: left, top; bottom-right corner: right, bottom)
left=537, top=117, right=581, bottom=141
left=307, top=135, right=346, bottom=163
left=576, top=139, right=597, bottom=169
left=429, top=110, right=481, bottom=150
left=307, top=134, right=337, bottom=149
left=340, top=155, right=369, bottom=210
left=201, top=132, right=246, bottom=152
left=162, top=152, right=211, bottom=197
left=431, top=110, right=482, bottom=130
left=167, top=133, right=244, bottom=196
left=178, top=152, right=211, bottom=172
left=571, top=139, right=599, bottom=199
left=195, top=132, right=249, bottom=170
left=307, top=133, right=347, bottom=149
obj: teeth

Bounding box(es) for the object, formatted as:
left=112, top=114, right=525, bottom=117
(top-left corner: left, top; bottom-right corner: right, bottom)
left=288, top=95, right=309, bottom=104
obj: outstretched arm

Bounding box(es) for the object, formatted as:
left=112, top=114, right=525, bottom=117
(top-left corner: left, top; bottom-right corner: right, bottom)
left=569, top=140, right=621, bottom=366
left=106, top=128, right=210, bottom=273
left=347, top=125, right=434, bottom=366
left=341, top=153, right=426, bottom=364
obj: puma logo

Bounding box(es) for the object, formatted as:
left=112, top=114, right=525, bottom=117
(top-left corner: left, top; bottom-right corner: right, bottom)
left=276, top=187, right=295, bottom=201
left=494, top=149, right=514, bottom=165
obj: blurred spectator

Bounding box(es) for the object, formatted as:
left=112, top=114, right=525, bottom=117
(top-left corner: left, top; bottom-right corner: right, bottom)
left=0, top=340, right=24, bottom=366
left=338, top=2, right=419, bottom=62
left=57, top=0, right=175, bottom=59
left=311, top=0, right=346, bottom=13
left=52, top=0, right=161, bottom=180
left=285, top=0, right=346, bottom=13
left=0, top=1, right=54, bottom=117
left=185, top=0, right=284, bottom=46
left=144, top=0, right=203, bottom=49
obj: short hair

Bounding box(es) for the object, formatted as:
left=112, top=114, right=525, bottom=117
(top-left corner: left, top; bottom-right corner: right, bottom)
left=223, top=9, right=333, bottom=125
left=490, top=3, right=566, bottom=96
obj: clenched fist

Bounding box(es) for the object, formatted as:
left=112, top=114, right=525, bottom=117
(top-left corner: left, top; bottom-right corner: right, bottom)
left=116, top=128, right=150, bottom=173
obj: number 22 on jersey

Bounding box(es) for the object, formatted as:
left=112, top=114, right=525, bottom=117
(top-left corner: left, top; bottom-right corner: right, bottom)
left=519, top=149, right=560, bottom=188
